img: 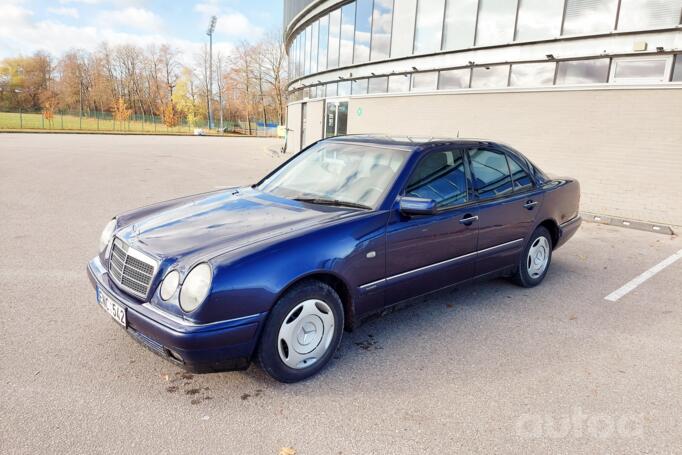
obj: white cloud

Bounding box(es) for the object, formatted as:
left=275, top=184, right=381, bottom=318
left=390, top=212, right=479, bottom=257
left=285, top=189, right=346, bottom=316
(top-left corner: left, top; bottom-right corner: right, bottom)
left=215, top=12, right=264, bottom=39
left=0, top=1, right=246, bottom=61
left=58, top=0, right=101, bottom=4
left=194, top=1, right=222, bottom=16
left=96, top=7, right=163, bottom=32
left=47, top=7, right=80, bottom=18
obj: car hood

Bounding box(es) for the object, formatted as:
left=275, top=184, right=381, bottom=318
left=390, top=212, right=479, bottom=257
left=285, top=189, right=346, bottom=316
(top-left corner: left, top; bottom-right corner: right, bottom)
left=116, top=187, right=357, bottom=261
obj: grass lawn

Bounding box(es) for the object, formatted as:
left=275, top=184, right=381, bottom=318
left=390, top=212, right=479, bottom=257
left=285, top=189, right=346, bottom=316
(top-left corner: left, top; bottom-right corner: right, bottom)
left=0, top=111, right=203, bottom=134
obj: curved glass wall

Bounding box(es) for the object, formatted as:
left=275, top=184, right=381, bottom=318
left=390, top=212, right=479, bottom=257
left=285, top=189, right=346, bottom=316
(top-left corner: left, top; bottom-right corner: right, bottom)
left=288, top=52, right=682, bottom=102
left=288, top=0, right=682, bottom=81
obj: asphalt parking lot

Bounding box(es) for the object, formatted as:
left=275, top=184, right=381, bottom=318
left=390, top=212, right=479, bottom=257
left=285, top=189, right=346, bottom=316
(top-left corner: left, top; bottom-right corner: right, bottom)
left=1, top=133, right=681, bottom=454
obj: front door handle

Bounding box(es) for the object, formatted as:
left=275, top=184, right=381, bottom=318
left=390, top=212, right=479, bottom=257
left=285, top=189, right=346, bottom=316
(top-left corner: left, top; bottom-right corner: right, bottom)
left=459, top=215, right=479, bottom=226
left=524, top=200, right=539, bottom=210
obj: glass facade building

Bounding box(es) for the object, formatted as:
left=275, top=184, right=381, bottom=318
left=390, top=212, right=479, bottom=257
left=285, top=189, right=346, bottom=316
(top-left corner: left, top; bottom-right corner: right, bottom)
left=284, top=0, right=682, bottom=228
left=287, top=0, right=681, bottom=103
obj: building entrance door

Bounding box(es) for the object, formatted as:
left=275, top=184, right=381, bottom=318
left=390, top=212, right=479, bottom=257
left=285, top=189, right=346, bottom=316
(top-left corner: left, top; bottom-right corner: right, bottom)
left=300, top=102, right=307, bottom=147
left=325, top=100, right=348, bottom=138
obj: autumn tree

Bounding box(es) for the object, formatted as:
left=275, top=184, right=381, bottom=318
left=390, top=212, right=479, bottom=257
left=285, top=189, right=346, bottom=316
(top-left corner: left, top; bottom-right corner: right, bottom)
left=0, top=36, right=288, bottom=134
left=160, top=101, right=181, bottom=128
left=112, top=97, right=132, bottom=129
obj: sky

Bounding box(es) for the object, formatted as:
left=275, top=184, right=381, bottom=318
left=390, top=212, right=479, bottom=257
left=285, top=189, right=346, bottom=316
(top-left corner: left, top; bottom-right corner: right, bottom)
left=0, top=0, right=283, bottom=60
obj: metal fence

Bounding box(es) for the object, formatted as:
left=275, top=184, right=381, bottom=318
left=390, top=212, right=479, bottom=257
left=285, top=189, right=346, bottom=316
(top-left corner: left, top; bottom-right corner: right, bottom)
left=0, top=109, right=282, bottom=137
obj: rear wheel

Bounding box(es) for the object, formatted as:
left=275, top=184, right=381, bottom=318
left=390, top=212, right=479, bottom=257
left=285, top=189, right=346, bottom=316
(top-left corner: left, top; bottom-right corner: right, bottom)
left=257, top=280, right=344, bottom=383
left=512, top=226, right=553, bottom=288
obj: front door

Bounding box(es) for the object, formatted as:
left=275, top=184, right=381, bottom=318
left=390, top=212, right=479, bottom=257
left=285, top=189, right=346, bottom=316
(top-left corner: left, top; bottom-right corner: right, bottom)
left=466, top=147, right=544, bottom=276
left=324, top=100, right=348, bottom=138
left=385, top=149, right=478, bottom=304
left=300, top=102, right=307, bottom=147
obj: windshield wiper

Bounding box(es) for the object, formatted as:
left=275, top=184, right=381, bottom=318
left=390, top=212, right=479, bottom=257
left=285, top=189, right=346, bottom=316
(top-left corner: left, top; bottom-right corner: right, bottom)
left=293, top=198, right=372, bottom=210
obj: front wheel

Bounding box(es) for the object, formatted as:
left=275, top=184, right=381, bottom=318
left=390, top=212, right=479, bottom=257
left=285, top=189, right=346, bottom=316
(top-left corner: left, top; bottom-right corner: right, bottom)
left=511, top=226, right=553, bottom=288
left=257, top=280, right=344, bottom=383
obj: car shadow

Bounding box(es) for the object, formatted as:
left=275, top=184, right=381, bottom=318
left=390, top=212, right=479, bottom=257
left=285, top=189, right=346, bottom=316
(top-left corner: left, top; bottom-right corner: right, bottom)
left=221, top=257, right=583, bottom=390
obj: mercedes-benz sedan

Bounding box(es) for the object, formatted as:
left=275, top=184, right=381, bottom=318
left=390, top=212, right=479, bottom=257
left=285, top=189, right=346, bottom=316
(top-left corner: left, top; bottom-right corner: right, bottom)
left=88, top=136, right=581, bottom=382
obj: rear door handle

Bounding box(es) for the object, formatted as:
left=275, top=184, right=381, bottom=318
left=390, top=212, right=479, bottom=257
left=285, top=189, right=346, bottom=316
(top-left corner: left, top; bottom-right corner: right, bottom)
left=459, top=215, right=479, bottom=226
left=524, top=200, right=539, bottom=210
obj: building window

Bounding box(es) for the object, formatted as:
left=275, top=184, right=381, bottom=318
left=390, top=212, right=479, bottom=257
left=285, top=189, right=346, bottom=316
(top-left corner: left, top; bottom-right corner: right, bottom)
left=315, top=85, right=326, bottom=98
left=304, top=26, right=312, bottom=75
left=673, top=55, right=682, bottom=82
left=443, top=0, right=478, bottom=50
left=318, top=16, right=329, bottom=72
left=475, top=0, right=518, bottom=46
left=611, top=57, right=670, bottom=83
left=327, top=82, right=339, bottom=97
left=562, top=0, right=618, bottom=36
left=388, top=74, right=411, bottom=92
left=338, top=80, right=352, bottom=96
left=414, top=0, right=446, bottom=54
left=310, top=21, right=319, bottom=74
left=370, top=0, right=394, bottom=61
left=515, top=0, right=564, bottom=41
left=368, top=76, right=389, bottom=93
left=296, top=34, right=303, bottom=78
left=289, top=35, right=298, bottom=78
left=556, top=59, right=610, bottom=84
left=328, top=9, right=342, bottom=69
left=340, top=2, right=357, bottom=67
left=471, top=65, right=510, bottom=89
left=411, top=71, right=439, bottom=91
left=390, top=0, right=417, bottom=58
left=439, top=68, right=471, bottom=89
left=352, top=78, right=369, bottom=95
left=354, top=0, right=373, bottom=64
left=509, top=62, right=556, bottom=87
left=617, top=0, right=682, bottom=31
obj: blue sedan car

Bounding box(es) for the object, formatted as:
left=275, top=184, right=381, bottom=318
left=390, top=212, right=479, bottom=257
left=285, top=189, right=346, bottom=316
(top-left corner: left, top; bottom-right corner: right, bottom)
left=88, top=136, right=581, bottom=382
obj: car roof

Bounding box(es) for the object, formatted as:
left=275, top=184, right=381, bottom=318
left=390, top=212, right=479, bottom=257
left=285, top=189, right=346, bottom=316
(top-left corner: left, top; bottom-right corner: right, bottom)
left=324, top=134, right=498, bottom=151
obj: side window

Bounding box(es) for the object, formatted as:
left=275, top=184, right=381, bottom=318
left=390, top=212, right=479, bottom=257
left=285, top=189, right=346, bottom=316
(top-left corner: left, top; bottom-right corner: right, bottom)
left=508, top=155, right=534, bottom=192
left=406, top=150, right=468, bottom=208
left=468, top=148, right=514, bottom=199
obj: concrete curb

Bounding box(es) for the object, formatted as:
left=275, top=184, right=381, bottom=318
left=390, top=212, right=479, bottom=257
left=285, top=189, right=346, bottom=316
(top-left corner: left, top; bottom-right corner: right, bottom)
left=581, top=211, right=676, bottom=236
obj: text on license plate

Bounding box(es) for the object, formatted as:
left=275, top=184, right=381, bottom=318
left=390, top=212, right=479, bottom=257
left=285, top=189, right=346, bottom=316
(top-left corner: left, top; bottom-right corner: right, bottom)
left=97, top=287, right=127, bottom=327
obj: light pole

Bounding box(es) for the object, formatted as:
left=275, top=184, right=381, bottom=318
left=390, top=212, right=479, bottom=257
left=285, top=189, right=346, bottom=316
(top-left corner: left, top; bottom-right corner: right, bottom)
left=206, top=15, right=217, bottom=130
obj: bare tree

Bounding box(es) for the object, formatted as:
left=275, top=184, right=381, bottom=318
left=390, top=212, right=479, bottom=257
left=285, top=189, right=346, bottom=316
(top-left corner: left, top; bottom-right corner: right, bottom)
left=259, top=31, right=288, bottom=125
left=0, top=36, right=289, bottom=134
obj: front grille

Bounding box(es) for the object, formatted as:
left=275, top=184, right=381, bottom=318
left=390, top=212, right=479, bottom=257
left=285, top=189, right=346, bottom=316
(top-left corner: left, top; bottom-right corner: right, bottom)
left=109, top=238, right=157, bottom=300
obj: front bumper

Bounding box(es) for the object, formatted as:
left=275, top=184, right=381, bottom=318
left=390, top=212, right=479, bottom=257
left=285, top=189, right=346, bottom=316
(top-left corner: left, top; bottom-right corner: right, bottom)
left=87, top=256, right=266, bottom=373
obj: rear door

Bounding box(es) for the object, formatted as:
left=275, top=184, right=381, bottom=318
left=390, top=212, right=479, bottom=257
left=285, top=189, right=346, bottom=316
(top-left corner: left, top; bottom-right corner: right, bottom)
left=466, top=146, right=544, bottom=277
left=384, top=148, right=479, bottom=304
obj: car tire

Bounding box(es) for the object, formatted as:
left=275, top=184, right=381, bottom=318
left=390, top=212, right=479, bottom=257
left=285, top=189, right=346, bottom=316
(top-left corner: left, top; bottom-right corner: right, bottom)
left=512, top=226, right=553, bottom=288
left=257, top=280, right=344, bottom=383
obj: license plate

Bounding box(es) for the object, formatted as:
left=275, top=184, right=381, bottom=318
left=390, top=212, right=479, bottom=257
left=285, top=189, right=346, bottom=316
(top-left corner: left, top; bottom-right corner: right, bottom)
left=97, top=287, right=127, bottom=327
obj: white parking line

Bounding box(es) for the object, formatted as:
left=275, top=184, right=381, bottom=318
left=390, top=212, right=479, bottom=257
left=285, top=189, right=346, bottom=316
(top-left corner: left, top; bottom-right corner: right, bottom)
left=605, top=249, right=682, bottom=302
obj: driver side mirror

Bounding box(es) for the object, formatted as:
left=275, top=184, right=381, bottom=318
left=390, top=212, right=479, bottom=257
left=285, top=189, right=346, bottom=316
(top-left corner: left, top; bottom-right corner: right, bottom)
left=399, top=196, right=437, bottom=216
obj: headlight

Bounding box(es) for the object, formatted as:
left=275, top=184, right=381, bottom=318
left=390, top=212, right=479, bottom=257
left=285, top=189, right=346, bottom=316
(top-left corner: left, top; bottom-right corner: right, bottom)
left=160, top=270, right=180, bottom=301
left=99, top=218, right=117, bottom=253
left=179, top=263, right=212, bottom=312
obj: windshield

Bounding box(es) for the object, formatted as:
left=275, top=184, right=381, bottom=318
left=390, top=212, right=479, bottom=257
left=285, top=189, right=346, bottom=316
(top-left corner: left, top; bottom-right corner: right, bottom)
left=257, top=142, right=409, bottom=209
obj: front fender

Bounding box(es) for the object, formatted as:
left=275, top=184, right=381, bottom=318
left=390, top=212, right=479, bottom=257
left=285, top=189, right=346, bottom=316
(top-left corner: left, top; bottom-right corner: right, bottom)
left=191, top=211, right=390, bottom=324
